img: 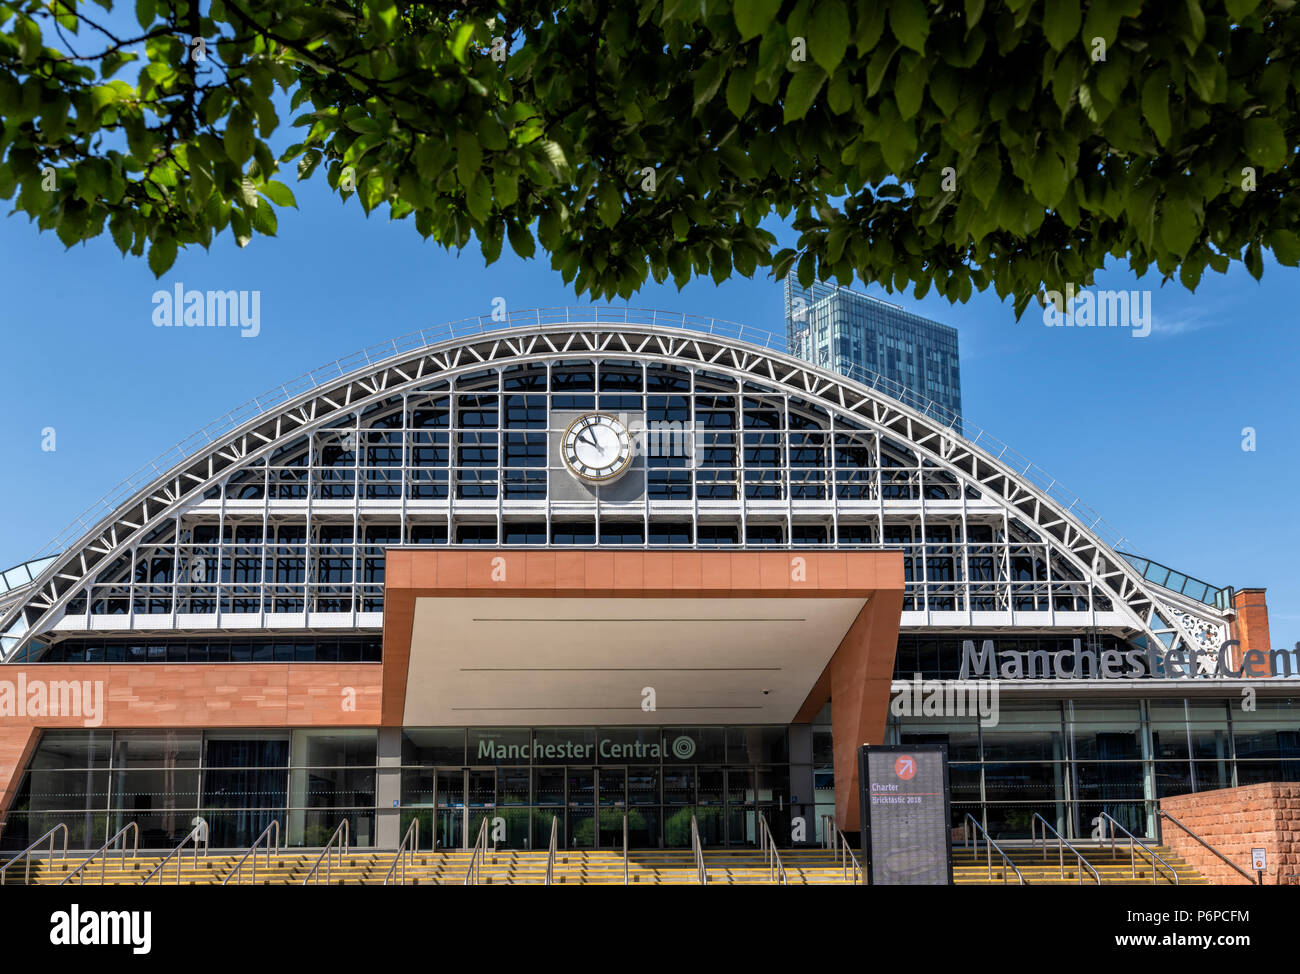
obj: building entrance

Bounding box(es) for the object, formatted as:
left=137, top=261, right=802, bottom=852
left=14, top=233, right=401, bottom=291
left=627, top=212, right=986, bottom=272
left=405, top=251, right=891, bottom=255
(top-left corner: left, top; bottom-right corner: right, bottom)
left=419, top=764, right=787, bottom=850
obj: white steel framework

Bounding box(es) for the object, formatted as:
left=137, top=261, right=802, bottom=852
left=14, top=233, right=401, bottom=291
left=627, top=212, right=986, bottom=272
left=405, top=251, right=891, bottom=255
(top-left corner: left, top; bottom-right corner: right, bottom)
left=0, top=318, right=1230, bottom=667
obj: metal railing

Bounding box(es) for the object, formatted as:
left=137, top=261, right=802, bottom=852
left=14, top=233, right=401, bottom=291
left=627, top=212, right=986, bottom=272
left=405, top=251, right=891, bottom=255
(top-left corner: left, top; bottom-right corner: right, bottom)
left=301, top=819, right=349, bottom=886
left=384, top=817, right=420, bottom=886
left=544, top=816, right=559, bottom=886
left=623, top=813, right=629, bottom=886
left=0, top=823, right=68, bottom=885
left=463, top=816, right=490, bottom=886
left=757, top=814, right=788, bottom=885
left=960, top=814, right=1026, bottom=885
left=61, top=822, right=139, bottom=886
left=222, top=819, right=280, bottom=886
left=821, top=814, right=864, bottom=885
left=1099, top=812, right=1178, bottom=885
left=1157, top=810, right=1260, bottom=885
left=690, top=814, right=708, bottom=886
left=141, top=818, right=208, bottom=886
left=1030, top=813, right=1101, bottom=885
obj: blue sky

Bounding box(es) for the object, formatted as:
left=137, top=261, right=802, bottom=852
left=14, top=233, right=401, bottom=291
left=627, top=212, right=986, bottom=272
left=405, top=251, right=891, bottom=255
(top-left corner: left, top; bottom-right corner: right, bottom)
left=1, top=175, right=1297, bottom=641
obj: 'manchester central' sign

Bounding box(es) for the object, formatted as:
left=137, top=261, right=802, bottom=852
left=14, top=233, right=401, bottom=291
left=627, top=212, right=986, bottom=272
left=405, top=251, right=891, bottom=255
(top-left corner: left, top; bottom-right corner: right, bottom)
left=959, top=638, right=1290, bottom=681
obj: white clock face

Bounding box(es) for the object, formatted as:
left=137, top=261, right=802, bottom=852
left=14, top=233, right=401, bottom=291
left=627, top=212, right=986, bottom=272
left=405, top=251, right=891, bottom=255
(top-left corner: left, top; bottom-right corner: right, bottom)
left=562, top=413, right=633, bottom=483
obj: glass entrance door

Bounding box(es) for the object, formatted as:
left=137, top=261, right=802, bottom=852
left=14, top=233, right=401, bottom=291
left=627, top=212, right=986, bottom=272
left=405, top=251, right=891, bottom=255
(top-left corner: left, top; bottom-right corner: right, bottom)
left=566, top=767, right=595, bottom=848
left=434, top=768, right=497, bottom=849
left=597, top=767, right=626, bottom=848
left=466, top=769, right=496, bottom=847
left=435, top=770, right=464, bottom=850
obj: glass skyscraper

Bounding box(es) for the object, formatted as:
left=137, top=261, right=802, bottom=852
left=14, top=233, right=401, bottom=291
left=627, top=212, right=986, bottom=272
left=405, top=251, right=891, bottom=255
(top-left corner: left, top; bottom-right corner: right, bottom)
left=784, top=274, right=962, bottom=419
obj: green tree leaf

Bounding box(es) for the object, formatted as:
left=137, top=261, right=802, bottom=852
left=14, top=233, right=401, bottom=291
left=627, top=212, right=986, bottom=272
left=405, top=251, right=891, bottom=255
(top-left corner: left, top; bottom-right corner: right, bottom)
left=456, top=130, right=482, bottom=187
left=259, top=181, right=297, bottom=207
left=809, top=1, right=851, bottom=74
left=148, top=236, right=177, bottom=277
left=1141, top=70, right=1171, bottom=145
left=1265, top=229, right=1300, bottom=266
left=783, top=66, right=827, bottom=122
left=735, top=0, right=783, bottom=40
left=224, top=110, right=254, bottom=164
left=1042, top=0, right=1082, bottom=52
left=889, top=0, right=930, bottom=54
left=1244, top=117, right=1286, bottom=170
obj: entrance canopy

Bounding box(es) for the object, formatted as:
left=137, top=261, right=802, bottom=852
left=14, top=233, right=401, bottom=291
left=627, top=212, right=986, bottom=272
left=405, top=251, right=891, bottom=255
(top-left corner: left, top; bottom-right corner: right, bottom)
left=382, top=550, right=904, bottom=828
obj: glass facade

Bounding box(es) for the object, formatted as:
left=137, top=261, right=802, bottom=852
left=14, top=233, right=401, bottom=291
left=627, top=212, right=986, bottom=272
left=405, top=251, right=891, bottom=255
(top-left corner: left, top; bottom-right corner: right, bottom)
left=4, top=725, right=805, bottom=851
left=784, top=273, right=962, bottom=418
left=3, top=728, right=377, bottom=851
left=868, top=696, right=1300, bottom=841
left=397, top=726, right=798, bottom=850
left=11, top=700, right=1289, bottom=850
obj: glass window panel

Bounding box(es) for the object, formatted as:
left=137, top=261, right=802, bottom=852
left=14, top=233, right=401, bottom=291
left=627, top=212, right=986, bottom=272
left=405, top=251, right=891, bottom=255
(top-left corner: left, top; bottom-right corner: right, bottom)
left=898, top=717, right=980, bottom=761
left=627, top=766, right=660, bottom=805
left=291, top=729, right=376, bottom=767
left=401, top=728, right=465, bottom=766
left=1236, top=759, right=1300, bottom=784
left=981, top=762, right=1064, bottom=802
left=29, top=730, right=112, bottom=770
left=1069, top=702, right=1142, bottom=760
left=726, top=726, right=789, bottom=764
left=1072, top=761, right=1145, bottom=801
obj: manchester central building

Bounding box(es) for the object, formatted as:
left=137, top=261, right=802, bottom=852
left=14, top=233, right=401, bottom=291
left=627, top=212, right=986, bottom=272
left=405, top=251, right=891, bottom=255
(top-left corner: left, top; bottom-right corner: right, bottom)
left=0, top=309, right=1290, bottom=861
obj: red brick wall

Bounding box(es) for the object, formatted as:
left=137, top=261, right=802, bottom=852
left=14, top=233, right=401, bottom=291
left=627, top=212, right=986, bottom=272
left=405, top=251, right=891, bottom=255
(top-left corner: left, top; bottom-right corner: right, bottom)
left=1160, top=783, right=1300, bottom=885
left=1229, top=589, right=1273, bottom=676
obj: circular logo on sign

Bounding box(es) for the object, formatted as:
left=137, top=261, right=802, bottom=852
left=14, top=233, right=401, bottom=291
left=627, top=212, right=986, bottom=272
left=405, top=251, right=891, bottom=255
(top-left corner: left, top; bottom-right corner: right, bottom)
left=894, top=755, right=917, bottom=780
left=672, top=735, right=696, bottom=760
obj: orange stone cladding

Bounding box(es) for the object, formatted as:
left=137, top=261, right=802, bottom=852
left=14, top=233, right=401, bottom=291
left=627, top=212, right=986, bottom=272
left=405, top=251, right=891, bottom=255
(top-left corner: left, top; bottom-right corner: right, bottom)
left=383, top=548, right=906, bottom=830
left=1160, top=783, right=1300, bottom=885
left=0, top=663, right=381, bottom=838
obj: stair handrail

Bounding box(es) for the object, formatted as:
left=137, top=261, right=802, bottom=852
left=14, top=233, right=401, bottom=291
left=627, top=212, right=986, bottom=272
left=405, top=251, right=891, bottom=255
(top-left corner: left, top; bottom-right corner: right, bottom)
left=141, top=818, right=209, bottom=885
left=61, top=822, right=139, bottom=886
left=824, top=817, right=863, bottom=884
left=0, top=823, right=68, bottom=886
left=383, top=817, right=420, bottom=886
left=301, top=819, right=350, bottom=886
left=961, top=814, right=1026, bottom=885
left=623, top=813, right=629, bottom=886
left=221, top=819, right=280, bottom=886
left=689, top=814, right=708, bottom=886
left=1030, top=813, right=1101, bottom=885
left=464, top=816, right=490, bottom=886
left=1157, top=809, right=1259, bottom=885
left=757, top=814, right=788, bottom=885
left=544, top=816, right=559, bottom=886
left=1098, top=812, right=1178, bottom=885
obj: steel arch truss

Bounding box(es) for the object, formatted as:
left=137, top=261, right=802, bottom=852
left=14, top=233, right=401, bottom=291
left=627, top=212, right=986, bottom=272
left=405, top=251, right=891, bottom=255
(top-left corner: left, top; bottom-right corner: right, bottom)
left=0, top=324, right=1230, bottom=665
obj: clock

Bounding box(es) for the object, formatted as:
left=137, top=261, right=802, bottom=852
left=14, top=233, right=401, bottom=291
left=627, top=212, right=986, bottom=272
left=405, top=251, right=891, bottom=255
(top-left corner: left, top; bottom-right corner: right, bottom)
left=561, top=412, right=634, bottom=483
